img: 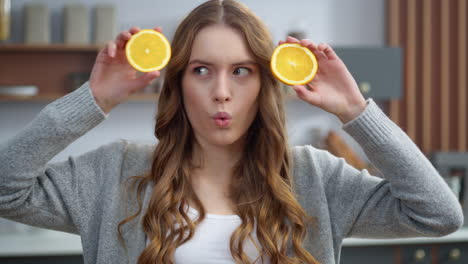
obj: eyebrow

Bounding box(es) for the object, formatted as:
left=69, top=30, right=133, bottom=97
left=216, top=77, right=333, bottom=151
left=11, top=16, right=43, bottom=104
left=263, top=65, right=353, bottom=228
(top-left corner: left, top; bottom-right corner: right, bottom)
left=188, top=59, right=258, bottom=66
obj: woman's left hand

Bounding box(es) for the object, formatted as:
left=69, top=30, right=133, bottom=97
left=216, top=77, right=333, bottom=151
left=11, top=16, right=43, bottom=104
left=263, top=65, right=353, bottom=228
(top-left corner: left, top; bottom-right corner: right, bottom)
left=278, top=36, right=367, bottom=123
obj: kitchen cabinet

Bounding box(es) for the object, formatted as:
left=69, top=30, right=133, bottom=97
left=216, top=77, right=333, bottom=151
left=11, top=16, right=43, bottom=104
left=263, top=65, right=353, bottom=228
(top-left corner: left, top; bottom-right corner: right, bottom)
left=0, top=255, right=83, bottom=264
left=341, top=228, right=468, bottom=264
left=341, top=242, right=468, bottom=264
left=399, top=245, right=432, bottom=264
left=0, top=44, right=99, bottom=96
left=0, top=44, right=158, bottom=102
left=437, top=243, right=468, bottom=263
left=334, top=47, right=402, bottom=100
left=1, top=243, right=466, bottom=264
left=341, top=245, right=396, bottom=264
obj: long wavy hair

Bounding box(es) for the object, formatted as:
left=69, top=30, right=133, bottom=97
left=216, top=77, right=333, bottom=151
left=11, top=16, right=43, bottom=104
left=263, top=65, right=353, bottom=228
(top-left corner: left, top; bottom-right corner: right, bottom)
left=118, top=1, right=319, bottom=263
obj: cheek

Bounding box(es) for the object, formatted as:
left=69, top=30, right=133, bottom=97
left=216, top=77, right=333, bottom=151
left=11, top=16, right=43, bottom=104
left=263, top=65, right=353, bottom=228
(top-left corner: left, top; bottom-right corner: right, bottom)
left=243, top=79, right=261, bottom=109
left=182, top=75, right=197, bottom=107
left=182, top=75, right=206, bottom=124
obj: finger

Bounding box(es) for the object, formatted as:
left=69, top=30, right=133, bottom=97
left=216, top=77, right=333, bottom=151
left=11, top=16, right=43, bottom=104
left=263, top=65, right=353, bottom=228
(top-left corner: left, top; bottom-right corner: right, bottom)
left=116, top=31, right=131, bottom=41
left=314, top=50, right=328, bottom=61
left=129, top=26, right=141, bottom=35
left=318, top=43, right=328, bottom=51
left=95, top=44, right=110, bottom=63
left=136, top=71, right=161, bottom=88
left=300, top=39, right=318, bottom=51
left=115, top=31, right=132, bottom=49
left=319, top=43, right=338, bottom=60
left=306, top=82, right=317, bottom=91
left=278, top=40, right=285, bottom=45
left=153, top=26, right=163, bottom=33
left=286, top=36, right=300, bottom=44
left=106, top=41, right=117, bottom=57
left=292, top=85, right=321, bottom=106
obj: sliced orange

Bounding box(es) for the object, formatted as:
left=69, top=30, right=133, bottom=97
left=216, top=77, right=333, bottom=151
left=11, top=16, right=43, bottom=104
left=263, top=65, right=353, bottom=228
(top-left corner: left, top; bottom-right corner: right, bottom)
left=125, top=29, right=171, bottom=72
left=270, top=43, right=318, bottom=85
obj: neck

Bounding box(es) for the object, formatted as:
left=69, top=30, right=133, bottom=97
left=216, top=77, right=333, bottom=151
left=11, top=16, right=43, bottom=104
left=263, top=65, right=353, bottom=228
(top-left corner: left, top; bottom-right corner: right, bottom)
left=191, top=138, right=244, bottom=187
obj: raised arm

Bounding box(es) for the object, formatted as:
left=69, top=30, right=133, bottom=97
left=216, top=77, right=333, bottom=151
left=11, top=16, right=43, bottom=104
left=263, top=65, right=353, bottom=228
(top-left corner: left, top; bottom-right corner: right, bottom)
left=0, top=26, right=161, bottom=233
left=280, top=36, right=463, bottom=240
left=324, top=99, right=462, bottom=239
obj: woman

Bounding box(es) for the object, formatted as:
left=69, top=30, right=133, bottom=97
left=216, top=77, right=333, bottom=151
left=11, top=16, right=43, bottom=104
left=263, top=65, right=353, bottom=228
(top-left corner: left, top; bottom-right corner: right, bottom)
left=0, top=1, right=463, bottom=263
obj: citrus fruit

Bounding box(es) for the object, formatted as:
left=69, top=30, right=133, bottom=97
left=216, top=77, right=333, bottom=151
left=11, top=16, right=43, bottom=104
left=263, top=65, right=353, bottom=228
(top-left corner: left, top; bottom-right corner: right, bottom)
left=270, top=43, right=318, bottom=85
left=125, top=29, right=171, bottom=72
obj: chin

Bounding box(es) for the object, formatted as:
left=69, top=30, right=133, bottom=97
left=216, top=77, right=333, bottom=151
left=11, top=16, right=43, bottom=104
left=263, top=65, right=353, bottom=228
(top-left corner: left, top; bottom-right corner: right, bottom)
left=210, top=134, right=241, bottom=147
left=204, top=129, right=247, bottom=147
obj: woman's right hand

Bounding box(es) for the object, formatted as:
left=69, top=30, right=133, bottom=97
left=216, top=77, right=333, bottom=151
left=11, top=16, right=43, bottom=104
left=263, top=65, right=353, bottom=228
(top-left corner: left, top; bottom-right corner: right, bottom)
left=89, top=26, right=162, bottom=113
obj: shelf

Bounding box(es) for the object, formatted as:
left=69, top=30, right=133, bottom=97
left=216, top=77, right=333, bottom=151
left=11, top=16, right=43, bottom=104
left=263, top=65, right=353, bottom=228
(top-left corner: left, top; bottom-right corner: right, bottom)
left=0, top=94, right=63, bottom=102
left=0, top=44, right=102, bottom=52
left=127, top=93, right=160, bottom=102
left=0, top=93, right=298, bottom=103
left=0, top=93, right=160, bottom=103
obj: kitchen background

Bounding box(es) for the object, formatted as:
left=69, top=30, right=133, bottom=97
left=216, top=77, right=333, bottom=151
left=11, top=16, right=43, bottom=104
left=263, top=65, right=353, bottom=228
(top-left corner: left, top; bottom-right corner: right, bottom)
left=1, top=0, right=386, bottom=160
left=0, top=0, right=467, bottom=263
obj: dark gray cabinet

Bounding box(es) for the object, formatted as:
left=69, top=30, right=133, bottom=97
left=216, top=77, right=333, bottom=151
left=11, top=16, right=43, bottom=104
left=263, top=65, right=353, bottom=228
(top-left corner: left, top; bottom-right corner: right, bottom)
left=334, top=47, right=403, bottom=100
left=400, top=245, right=432, bottom=264
left=341, top=242, right=468, bottom=264
left=437, top=243, right=468, bottom=263
left=341, top=245, right=396, bottom=264
left=0, top=255, right=83, bottom=263
left=1, top=242, right=467, bottom=264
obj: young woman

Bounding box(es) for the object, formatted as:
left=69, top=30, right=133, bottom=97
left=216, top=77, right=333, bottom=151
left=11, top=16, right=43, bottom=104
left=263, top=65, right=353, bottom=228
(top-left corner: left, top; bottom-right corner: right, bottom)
left=0, top=0, right=463, bottom=263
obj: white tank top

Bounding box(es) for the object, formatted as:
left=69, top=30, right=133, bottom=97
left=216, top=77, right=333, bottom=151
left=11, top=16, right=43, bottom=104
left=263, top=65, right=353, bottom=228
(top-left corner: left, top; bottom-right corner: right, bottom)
left=145, top=205, right=270, bottom=263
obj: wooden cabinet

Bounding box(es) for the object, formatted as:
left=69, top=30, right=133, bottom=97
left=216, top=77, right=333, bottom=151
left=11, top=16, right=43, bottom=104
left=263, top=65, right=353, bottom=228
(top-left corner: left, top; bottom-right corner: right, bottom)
left=0, top=44, right=100, bottom=95
left=0, top=44, right=159, bottom=102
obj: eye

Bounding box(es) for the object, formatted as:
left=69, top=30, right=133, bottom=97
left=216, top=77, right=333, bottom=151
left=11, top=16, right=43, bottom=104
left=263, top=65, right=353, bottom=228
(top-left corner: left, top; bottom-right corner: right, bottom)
left=193, top=66, right=209, bottom=76
left=233, top=67, right=251, bottom=76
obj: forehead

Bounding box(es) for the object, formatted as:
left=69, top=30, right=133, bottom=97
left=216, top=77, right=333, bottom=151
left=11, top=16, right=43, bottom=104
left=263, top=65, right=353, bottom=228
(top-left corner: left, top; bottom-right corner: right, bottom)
left=189, top=24, right=254, bottom=64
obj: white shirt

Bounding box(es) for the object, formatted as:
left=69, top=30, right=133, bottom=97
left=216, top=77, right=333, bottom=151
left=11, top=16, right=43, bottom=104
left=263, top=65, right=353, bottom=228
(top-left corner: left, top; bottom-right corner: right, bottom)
left=146, top=205, right=270, bottom=263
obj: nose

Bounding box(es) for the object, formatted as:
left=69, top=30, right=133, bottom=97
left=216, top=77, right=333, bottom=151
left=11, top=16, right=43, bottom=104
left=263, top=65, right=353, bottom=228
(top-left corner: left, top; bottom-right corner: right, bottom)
left=213, top=72, right=232, bottom=103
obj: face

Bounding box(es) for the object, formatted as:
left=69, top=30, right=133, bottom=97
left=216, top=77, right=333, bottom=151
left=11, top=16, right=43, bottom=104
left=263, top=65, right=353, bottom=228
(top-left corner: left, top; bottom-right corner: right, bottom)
left=182, top=24, right=261, bottom=149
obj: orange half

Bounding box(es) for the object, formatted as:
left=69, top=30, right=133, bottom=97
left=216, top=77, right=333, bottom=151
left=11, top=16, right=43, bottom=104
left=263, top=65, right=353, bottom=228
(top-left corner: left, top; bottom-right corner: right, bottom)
left=125, top=29, right=171, bottom=72
left=270, top=43, right=318, bottom=85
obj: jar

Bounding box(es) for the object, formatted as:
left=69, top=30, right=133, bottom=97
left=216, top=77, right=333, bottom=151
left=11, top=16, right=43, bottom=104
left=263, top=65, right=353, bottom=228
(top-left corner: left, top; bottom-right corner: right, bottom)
left=0, top=0, right=10, bottom=41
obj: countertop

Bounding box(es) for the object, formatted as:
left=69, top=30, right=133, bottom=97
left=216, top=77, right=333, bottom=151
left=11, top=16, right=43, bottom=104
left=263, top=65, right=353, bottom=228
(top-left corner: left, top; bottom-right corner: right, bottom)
left=1, top=228, right=468, bottom=257
left=343, top=227, right=468, bottom=246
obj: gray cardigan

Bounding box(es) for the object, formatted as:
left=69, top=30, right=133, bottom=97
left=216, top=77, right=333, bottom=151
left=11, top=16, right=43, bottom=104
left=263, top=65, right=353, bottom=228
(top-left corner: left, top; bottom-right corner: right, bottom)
left=0, top=82, right=463, bottom=264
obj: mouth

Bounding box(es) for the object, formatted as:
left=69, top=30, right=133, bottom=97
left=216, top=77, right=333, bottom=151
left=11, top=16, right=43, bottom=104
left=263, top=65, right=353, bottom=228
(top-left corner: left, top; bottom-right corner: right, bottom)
left=213, top=112, right=232, bottom=128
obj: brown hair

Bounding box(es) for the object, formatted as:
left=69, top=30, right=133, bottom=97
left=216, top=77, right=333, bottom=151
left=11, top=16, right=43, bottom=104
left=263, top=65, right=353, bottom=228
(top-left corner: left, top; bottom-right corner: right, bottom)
left=118, top=1, right=319, bottom=263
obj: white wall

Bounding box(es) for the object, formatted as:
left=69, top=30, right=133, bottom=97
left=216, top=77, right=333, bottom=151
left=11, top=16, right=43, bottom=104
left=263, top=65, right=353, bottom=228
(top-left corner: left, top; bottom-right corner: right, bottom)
left=330, top=0, right=386, bottom=46
left=8, top=0, right=385, bottom=45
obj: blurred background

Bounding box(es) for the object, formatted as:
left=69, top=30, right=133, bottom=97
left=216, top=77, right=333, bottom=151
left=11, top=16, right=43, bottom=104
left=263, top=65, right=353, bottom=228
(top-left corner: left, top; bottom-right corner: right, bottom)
left=0, top=0, right=467, bottom=263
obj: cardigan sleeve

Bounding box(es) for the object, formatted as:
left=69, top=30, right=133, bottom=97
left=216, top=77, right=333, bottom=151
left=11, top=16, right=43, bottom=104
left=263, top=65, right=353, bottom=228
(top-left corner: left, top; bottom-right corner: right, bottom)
left=295, top=99, right=463, bottom=240
left=0, top=82, right=112, bottom=234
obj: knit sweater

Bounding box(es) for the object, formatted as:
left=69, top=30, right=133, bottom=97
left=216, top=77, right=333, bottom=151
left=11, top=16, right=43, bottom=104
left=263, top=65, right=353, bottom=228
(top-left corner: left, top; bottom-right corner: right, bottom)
left=0, top=82, right=463, bottom=264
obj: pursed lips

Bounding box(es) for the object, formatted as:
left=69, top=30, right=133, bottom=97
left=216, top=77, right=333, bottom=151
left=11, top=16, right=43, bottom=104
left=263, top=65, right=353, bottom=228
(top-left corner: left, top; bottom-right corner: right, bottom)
left=212, top=111, right=232, bottom=128
left=212, top=111, right=232, bottom=120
